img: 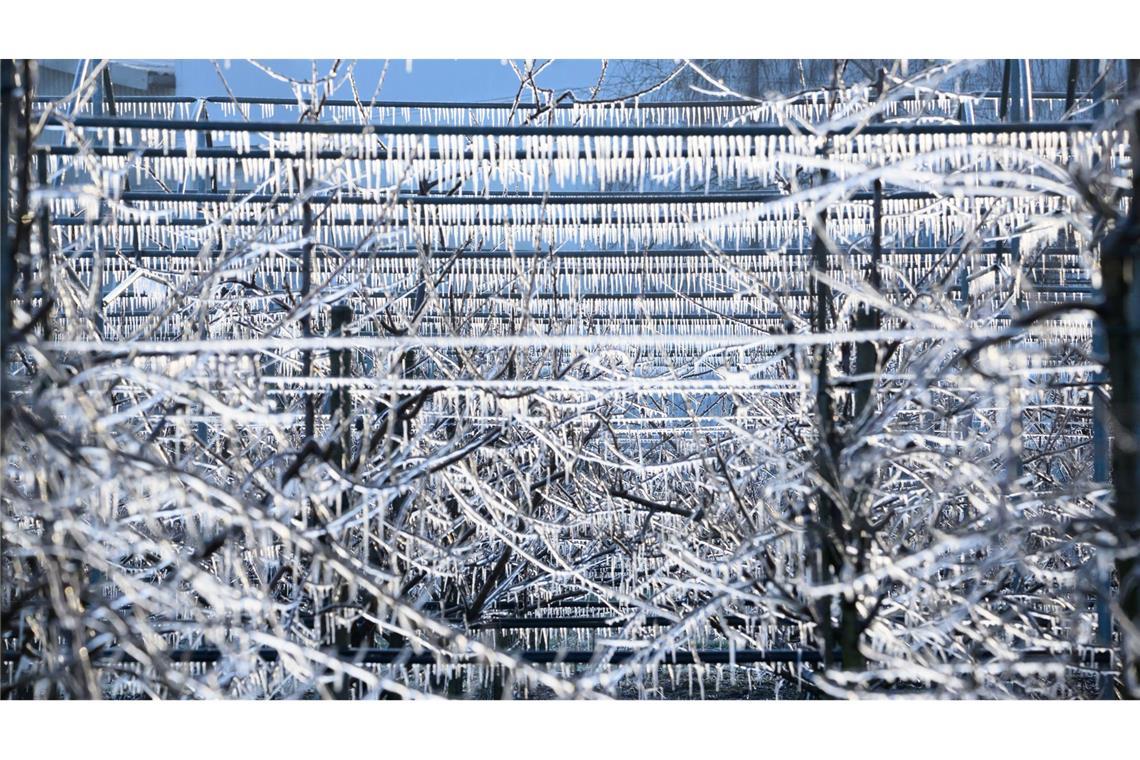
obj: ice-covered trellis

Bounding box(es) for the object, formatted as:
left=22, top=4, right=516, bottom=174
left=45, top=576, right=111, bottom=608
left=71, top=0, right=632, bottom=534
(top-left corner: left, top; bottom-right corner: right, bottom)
left=1, top=58, right=1137, bottom=699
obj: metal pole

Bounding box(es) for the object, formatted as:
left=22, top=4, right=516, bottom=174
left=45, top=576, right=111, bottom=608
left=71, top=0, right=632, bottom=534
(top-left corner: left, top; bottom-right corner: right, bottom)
left=1020, top=60, right=1034, bottom=122
left=1098, top=59, right=1140, bottom=698
left=999, top=60, right=1012, bottom=121
left=1115, top=59, right=1140, bottom=697
left=1, top=60, right=15, bottom=427
left=36, top=151, right=51, bottom=342
left=31, top=91, right=1110, bottom=109
left=1008, top=60, right=1023, bottom=122
left=109, top=189, right=952, bottom=205
left=48, top=114, right=1101, bottom=137
left=301, top=200, right=314, bottom=440
left=1065, top=60, right=1080, bottom=116
left=329, top=302, right=354, bottom=508
left=1092, top=321, right=1113, bottom=698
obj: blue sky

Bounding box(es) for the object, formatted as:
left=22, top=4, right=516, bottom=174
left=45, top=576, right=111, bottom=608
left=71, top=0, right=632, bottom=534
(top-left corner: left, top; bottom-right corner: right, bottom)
left=167, top=59, right=623, bottom=102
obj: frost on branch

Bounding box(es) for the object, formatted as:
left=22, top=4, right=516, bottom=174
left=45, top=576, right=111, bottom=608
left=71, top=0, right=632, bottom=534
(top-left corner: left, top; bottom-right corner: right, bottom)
left=1, top=58, right=1136, bottom=699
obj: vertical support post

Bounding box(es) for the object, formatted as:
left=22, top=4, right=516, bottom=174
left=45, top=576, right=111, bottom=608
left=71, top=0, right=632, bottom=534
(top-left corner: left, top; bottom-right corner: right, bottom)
left=329, top=302, right=354, bottom=498
left=1006, top=60, right=1033, bottom=123
left=955, top=71, right=975, bottom=125
left=301, top=200, right=315, bottom=440
left=1093, top=325, right=1110, bottom=482
left=91, top=234, right=105, bottom=338
left=1007, top=63, right=1031, bottom=480
left=1009, top=239, right=1026, bottom=485
left=1, top=60, right=15, bottom=427
left=36, top=150, right=51, bottom=342
left=957, top=258, right=970, bottom=313
left=999, top=60, right=1012, bottom=121
left=1115, top=59, right=1140, bottom=698
left=1007, top=60, right=1023, bottom=122
left=1019, top=60, right=1034, bottom=122
left=80, top=62, right=115, bottom=337
left=1092, top=322, right=1113, bottom=698
left=1100, top=59, right=1140, bottom=698
left=328, top=304, right=355, bottom=699
left=1065, top=59, right=1080, bottom=116
left=329, top=304, right=353, bottom=417
left=100, top=65, right=116, bottom=118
